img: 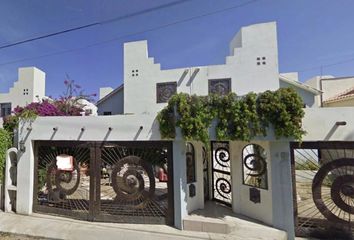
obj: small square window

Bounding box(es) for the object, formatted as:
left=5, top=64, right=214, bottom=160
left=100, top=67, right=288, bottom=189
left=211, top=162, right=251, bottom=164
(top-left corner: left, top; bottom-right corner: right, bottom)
left=257, top=62, right=261, bottom=65
left=132, top=74, right=135, bottom=77
left=262, top=57, right=266, bottom=60
left=132, top=70, right=135, bottom=73
left=135, top=69, right=139, bottom=72
left=257, top=57, right=260, bottom=60
left=262, top=62, right=266, bottom=65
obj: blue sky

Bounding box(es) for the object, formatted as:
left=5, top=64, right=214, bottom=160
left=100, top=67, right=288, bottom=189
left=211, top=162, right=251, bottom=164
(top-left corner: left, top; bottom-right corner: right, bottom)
left=0, top=0, right=354, bottom=100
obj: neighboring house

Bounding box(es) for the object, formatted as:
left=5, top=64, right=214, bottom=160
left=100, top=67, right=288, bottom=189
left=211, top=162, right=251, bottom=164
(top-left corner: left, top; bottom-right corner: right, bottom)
left=305, top=76, right=354, bottom=107
left=0, top=67, right=98, bottom=125
left=278, top=72, right=322, bottom=107
left=0, top=67, right=45, bottom=118
left=0, top=67, right=45, bottom=127
left=96, top=85, right=123, bottom=115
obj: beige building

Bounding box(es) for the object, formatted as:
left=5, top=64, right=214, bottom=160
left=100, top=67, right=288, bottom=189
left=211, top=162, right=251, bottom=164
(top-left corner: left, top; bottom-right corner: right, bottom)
left=305, top=76, right=354, bottom=107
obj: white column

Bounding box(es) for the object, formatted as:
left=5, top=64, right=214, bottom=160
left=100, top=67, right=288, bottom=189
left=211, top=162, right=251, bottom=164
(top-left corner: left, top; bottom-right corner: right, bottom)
left=16, top=139, right=34, bottom=214
left=270, top=141, right=295, bottom=240
left=173, top=140, right=187, bottom=229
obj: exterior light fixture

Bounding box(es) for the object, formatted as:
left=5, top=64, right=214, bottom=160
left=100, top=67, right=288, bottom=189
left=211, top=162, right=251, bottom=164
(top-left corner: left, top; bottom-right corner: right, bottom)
left=335, top=121, right=347, bottom=126
left=19, top=140, right=26, bottom=152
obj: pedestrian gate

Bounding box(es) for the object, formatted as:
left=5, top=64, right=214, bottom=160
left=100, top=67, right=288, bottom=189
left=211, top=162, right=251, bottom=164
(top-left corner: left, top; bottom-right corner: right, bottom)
left=211, top=141, right=232, bottom=206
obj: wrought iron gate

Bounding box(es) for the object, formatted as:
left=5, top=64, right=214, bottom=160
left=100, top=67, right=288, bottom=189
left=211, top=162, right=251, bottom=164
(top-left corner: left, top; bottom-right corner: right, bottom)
left=291, top=141, right=354, bottom=239
left=211, top=141, right=232, bottom=206
left=33, top=141, right=174, bottom=225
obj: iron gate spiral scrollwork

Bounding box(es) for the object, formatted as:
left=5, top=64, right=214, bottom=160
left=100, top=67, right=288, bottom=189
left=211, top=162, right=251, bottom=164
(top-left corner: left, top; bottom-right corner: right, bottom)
left=291, top=142, right=354, bottom=239
left=211, top=141, right=232, bottom=206
left=46, top=160, right=81, bottom=200
left=98, top=142, right=173, bottom=224
left=312, top=158, right=354, bottom=226
left=35, top=143, right=91, bottom=218
left=111, top=156, right=155, bottom=209
left=242, top=144, right=268, bottom=189
left=34, top=141, right=174, bottom=225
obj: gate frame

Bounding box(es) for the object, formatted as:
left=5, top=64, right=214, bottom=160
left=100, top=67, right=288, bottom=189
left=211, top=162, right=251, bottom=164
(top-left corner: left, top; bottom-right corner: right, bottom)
left=33, top=140, right=174, bottom=226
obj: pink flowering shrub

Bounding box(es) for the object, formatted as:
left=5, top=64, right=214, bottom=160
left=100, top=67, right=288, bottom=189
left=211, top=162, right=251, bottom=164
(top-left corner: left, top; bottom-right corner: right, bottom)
left=3, top=77, right=96, bottom=133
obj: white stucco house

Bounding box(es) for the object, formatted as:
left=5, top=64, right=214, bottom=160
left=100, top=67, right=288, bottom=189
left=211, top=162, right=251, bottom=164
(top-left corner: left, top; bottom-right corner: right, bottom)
left=4, top=21, right=354, bottom=240
left=0, top=67, right=46, bottom=126
left=0, top=67, right=99, bottom=127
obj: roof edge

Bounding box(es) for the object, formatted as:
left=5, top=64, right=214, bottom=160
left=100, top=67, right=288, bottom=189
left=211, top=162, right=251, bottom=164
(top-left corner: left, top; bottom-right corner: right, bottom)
left=96, top=84, right=124, bottom=106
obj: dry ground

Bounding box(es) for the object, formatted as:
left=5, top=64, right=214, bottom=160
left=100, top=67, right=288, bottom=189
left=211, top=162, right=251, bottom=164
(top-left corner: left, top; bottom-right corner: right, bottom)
left=0, top=232, right=54, bottom=240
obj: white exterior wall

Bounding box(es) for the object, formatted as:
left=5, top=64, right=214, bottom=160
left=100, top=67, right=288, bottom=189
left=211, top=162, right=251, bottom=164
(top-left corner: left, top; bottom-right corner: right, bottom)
left=229, top=140, right=294, bottom=239
left=231, top=141, right=273, bottom=224
left=123, top=22, right=279, bottom=115
left=0, top=67, right=46, bottom=110
left=186, top=141, right=204, bottom=214
left=302, top=107, right=354, bottom=141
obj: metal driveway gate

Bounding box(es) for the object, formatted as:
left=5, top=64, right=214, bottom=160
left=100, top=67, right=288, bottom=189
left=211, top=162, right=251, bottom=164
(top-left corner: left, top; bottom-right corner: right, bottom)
left=291, top=141, right=354, bottom=239
left=33, top=141, right=174, bottom=225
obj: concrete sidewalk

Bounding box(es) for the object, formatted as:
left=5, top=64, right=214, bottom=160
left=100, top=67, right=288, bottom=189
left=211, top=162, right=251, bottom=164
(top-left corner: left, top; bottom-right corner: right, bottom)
left=0, top=212, right=286, bottom=240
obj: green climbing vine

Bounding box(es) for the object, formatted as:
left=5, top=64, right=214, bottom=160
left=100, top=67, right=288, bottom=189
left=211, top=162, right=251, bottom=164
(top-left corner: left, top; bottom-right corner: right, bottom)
left=0, top=129, right=12, bottom=183
left=157, top=87, right=305, bottom=144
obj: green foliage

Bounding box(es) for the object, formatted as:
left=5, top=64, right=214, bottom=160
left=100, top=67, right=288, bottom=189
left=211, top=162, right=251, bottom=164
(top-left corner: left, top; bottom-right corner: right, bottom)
left=0, top=129, right=12, bottom=183
left=157, top=88, right=305, bottom=143
left=257, top=88, right=306, bottom=140
left=157, top=93, right=213, bottom=144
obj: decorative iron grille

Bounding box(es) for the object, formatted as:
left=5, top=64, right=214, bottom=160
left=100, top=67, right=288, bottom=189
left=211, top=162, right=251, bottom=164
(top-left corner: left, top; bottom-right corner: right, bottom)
left=211, top=141, right=232, bottom=206
left=291, top=142, right=354, bottom=239
left=242, top=144, right=268, bottom=189
left=156, top=82, right=177, bottom=103
left=186, top=143, right=196, bottom=184
left=208, top=79, right=231, bottom=96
